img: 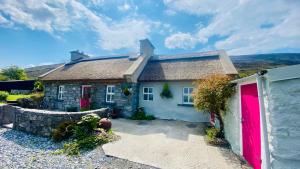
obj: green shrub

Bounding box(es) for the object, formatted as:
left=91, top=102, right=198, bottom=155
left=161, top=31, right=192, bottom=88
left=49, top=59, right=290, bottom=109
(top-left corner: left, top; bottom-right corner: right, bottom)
left=34, top=80, right=44, bottom=92
left=63, top=142, right=80, bottom=155
left=206, top=127, right=220, bottom=142
left=160, top=83, right=172, bottom=99
left=0, top=91, right=9, bottom=101
left=17, top=98, right=36, bottom=108
left=62, top=134, right=111, bottom=155
left=72, top=125, right=89, bottom=139
left=123, top=87, right=131, bottom=96
left=130, top=107, right=155, bottom=120
left=51, top=121, right=76, bottom=142
left=77, top=113, right=100, bottom=131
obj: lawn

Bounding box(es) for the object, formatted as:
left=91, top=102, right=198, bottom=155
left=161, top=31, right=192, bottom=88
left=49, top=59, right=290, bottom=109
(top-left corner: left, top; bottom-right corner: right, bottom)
left=6, top=94, right=31, bottom=102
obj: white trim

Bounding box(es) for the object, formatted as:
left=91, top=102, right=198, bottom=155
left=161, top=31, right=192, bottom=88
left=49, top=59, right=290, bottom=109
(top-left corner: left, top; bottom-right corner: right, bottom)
left=182, top=87, right=193, bottom=104
left=81, top=85, right=92, bottom=98
left=106, top=85, right=115, bottom=103
left=58, top=85, right=65, bottom=100
left=257, top=77, right=271, bottom=169
left=143, top=87, right=154, bottom=101
left=239, top=84, right=243, bottom=156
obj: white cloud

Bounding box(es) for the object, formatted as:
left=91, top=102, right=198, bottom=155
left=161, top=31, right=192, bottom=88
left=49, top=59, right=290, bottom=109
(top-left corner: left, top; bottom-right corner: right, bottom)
left=165, top=32, right=197, bottom=49
left=164, top=0, right=300, bottom=54
left=117, top=3, right=131, bottom=12
left=0, top=0, right=157, bottom=51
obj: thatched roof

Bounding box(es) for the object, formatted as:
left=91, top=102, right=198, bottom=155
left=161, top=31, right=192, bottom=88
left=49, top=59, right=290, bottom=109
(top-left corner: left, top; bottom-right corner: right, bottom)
left=40, top=56, right=135, bottom=81
left=138, top=50, right=237, bottom=81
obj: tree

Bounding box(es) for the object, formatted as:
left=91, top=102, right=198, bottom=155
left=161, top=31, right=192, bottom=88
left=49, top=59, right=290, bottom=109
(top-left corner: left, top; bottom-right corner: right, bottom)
left=193, top=74, right=235, bottom=136
left=1, top=66, right=28, bottom=80
left=0, top=74, right=8, bottom=81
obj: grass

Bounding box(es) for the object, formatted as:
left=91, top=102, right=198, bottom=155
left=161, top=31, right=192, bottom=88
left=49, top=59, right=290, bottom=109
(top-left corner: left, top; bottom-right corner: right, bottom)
left=6, top=94, right=31, bottom=102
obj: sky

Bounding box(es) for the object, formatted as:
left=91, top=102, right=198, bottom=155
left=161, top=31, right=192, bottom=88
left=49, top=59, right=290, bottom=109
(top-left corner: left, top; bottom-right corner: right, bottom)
left=0, top=0, right=299, bottom=68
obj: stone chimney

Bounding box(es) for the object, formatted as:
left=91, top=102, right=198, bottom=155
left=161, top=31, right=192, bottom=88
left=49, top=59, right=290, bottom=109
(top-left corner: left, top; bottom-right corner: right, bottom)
left=70, top=50, right=89, bottom=62
left=140, top=39, right=155, bottom=57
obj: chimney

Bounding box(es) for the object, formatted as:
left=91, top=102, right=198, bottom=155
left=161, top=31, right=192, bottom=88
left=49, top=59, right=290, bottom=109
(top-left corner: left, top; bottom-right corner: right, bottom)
left=70, top=50, right=89, bottom=62
left=140, top=39, right=155, bottom=57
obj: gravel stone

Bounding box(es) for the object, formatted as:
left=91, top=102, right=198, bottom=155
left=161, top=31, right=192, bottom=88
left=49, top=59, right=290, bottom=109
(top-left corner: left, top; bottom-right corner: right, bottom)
left=0, top=128, right=157, bottom=169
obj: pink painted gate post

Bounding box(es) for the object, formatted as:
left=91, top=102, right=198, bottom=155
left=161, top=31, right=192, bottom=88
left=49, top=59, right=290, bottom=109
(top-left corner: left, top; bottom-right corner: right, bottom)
left=241, top=83, right=261, bottom=169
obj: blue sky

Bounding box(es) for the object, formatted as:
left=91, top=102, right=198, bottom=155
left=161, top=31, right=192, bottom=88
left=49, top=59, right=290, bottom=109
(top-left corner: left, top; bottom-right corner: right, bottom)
left=0, top=0, right=299, bottom=68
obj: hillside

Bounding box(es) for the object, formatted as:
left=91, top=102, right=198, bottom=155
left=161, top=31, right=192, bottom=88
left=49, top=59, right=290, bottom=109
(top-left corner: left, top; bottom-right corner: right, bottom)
left=25, top=64, right=63, bottom=79
left=230, top=53, right=300, bottom=77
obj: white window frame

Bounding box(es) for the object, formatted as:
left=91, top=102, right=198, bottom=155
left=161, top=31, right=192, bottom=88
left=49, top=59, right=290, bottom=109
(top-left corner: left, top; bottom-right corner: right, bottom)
left=58, top=85, right=65, bottom=100
left=182, top=87, right=194, bottom=104
left=106, top=85, right=115, bottom=103
left=143, top=87, right=154, bottom=101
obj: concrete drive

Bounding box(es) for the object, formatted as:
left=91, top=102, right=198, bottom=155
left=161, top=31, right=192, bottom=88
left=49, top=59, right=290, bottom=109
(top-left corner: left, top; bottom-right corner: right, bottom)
left=103, top=119, right=241, bottom=169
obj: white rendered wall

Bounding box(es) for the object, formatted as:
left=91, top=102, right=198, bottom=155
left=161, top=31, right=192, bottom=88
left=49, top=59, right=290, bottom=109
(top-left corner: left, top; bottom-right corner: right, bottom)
left=264, top=78, right=300, bottom=169
left=224, top=86, right=241, bottom=155
left=139, top=81, right=209, bottom=122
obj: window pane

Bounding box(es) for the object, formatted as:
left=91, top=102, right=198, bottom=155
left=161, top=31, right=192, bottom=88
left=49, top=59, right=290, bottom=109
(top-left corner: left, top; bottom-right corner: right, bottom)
left=111, top=95, right=114, bottom=101
left=144, top=87, right=148, bottom=93
left=107, top=86, right=111, bottom=93
left=183, top=96, right=189, bottom=103
left=189, top=97, right=194, bottom=103
left=149, top=88, right=153, bottom=93
left=149, top=94, right=153, bottom=101
left=111, top=86, right=115, bottom=93
left=189, top=88, right=193, bottom=93
left=184, top=88, right=188, bottom=94
left=144, top=94, right=148, bottom=100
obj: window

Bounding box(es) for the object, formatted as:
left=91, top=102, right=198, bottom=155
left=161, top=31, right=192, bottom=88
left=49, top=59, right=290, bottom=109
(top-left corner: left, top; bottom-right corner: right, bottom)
left=106, top=85, right=115, bottom=103
left=143, top=87, right=153, bottom=101
left=58, top=85, right=64, bottom=100
left=183, top=87, right=194, bottom=104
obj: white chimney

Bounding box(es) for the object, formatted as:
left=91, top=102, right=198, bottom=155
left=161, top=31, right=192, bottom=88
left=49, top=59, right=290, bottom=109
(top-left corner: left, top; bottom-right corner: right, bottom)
left=140, top=39, right=155, bottom=57
left=70, top=50, right=89, bottom=62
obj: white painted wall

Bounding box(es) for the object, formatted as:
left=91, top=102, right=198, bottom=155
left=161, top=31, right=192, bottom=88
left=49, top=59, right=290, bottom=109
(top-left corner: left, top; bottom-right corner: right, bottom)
left=264, top=78, right=300, bottom=169
left=224, top=86, right=241, bottom=155
left=139, top=81, right=209, bottom=122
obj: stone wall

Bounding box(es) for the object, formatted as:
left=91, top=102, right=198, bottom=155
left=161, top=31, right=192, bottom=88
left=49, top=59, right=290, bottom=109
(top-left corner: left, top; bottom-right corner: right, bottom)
left=44, top=81, right=139, bottom=116
left=0, top=104, right=109, bottom=137
left=0, top=104, right=16, bottom=125
left=264, top=78, right=300, bottom=169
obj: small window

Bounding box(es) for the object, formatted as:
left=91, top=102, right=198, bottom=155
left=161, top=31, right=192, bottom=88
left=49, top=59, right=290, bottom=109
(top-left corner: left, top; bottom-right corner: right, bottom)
left=183, top=87, right=194, bottom=104
left=143, top=87, right=153, bottom=101
left=58, top=85, right=65, bottom=100
left=106, top=85, right=115, bottom=103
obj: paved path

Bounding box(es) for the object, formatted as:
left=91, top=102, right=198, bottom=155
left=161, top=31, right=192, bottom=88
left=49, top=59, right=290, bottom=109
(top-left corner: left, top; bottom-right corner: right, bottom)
left=103, top=119, right=242, bottom=169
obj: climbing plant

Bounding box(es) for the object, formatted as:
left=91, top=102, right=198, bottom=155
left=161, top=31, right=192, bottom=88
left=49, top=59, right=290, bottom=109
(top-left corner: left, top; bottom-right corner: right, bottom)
left=160, top=83, right=172, bottom=99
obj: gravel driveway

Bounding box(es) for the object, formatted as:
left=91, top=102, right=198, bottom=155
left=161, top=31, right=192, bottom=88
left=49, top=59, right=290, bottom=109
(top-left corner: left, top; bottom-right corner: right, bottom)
left=0, top=127, right=157, bottom=169
left=103, top=119, right=242, bottom=169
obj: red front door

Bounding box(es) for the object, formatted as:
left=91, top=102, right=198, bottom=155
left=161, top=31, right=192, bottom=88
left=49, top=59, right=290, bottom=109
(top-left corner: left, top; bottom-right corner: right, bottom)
left=241, top=83, right=261, bottom=169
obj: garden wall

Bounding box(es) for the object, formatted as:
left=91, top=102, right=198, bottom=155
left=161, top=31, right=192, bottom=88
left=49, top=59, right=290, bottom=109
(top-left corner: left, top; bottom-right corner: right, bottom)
left=0, top=104, right=109, bottom=137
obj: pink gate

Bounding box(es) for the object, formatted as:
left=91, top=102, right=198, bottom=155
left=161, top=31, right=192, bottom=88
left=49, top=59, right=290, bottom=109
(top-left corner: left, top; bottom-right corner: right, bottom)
left=241, top=83, right=261, bottom=169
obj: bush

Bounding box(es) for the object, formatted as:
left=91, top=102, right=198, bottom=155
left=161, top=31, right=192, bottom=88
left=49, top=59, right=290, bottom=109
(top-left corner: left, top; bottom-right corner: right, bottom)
left=0, top=91, right=9, bottom=101
left=206, top=127, right=220, bottom=142
left=130, top=107, right=155, bottom=120
left=77, top=113, right=101, bottom=131
left=17, top=98, right=36, bottom=108
left=34, top=80, right=44, bottom=92
left=62, top=134, right=111, bottom=155
left=160, top=83, right=172, bottom=99
left=51, top=121, right=76, bottom=142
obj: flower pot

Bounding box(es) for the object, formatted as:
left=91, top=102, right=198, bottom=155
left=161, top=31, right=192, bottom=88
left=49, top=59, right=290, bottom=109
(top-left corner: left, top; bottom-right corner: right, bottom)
left=99, top=118, right=112, bottom=130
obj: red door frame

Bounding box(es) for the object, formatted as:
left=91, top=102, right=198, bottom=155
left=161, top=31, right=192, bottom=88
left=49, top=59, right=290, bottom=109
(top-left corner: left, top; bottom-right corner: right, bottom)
left=240, top=83, right=261, bottom=169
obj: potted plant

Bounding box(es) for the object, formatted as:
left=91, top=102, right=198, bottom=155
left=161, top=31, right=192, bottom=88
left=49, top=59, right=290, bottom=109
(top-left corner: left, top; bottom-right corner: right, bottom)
left=160, top=83, right=173, bottom=99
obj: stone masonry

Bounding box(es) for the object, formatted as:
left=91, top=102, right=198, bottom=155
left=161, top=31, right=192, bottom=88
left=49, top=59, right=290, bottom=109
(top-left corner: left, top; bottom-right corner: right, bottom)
left=44, top=81, right=139, bottom=116
left=0, top=104, right=109, bottom=137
